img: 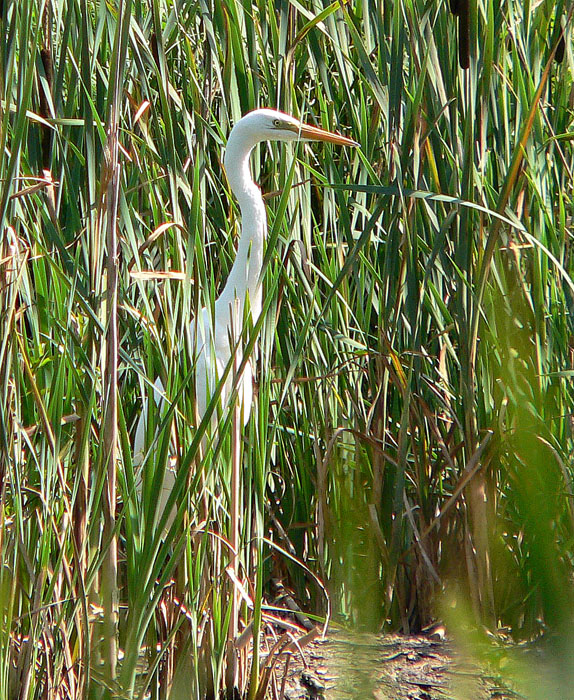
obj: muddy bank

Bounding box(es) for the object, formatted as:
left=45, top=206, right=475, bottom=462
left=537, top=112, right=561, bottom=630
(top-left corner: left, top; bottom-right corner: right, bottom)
left=276, top=631, right=520, bottom=700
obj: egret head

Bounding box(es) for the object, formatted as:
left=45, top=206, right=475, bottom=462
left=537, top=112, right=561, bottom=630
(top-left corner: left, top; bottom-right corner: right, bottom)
left=228, top=108, right=359, bottom=148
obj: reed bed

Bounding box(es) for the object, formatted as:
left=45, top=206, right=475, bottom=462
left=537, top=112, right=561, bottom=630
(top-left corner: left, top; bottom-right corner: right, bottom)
left=1, top=0, right=573, bottom=697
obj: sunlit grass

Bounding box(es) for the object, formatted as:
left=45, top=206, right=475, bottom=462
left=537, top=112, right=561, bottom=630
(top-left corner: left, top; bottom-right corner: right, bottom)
left=1, top=0, right=573, bottom=697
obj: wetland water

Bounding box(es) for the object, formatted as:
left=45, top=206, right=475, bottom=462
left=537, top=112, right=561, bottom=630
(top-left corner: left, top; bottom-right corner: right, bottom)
left=279, top=631, right=519, bottom=699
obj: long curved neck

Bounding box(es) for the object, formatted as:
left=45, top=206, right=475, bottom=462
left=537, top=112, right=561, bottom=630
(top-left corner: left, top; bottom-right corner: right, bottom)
left=216, top=134, right=267, bottom=327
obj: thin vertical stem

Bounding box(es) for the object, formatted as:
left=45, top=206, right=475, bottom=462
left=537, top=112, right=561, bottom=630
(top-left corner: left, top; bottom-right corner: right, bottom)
left=100, top=0, right=132, bottom=688
left=226, top=302, right=241, bottom=694
left=230, top=400, right=240, bottom=638
left=100, top=102, right=120, bottom=697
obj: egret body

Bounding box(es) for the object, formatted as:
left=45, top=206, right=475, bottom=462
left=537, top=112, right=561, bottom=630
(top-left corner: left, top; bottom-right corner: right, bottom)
left=135, top=109, right=357, bottom=506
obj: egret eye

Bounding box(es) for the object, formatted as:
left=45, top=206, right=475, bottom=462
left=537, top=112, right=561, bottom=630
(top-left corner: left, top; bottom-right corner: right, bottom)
left=273, top=119, right=281, bottom=127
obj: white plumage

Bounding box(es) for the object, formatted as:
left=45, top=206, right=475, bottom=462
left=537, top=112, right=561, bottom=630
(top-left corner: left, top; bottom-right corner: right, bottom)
left=134, top=109, right=357, bottom=521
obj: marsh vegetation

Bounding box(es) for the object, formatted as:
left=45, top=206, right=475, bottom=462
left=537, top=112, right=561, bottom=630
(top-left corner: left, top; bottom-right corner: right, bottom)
left=1, top=0, right=573, bottom=697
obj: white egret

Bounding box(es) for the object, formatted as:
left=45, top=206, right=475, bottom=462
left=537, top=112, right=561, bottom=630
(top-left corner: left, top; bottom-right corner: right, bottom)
left=134, top=109, right=357, bottom=512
